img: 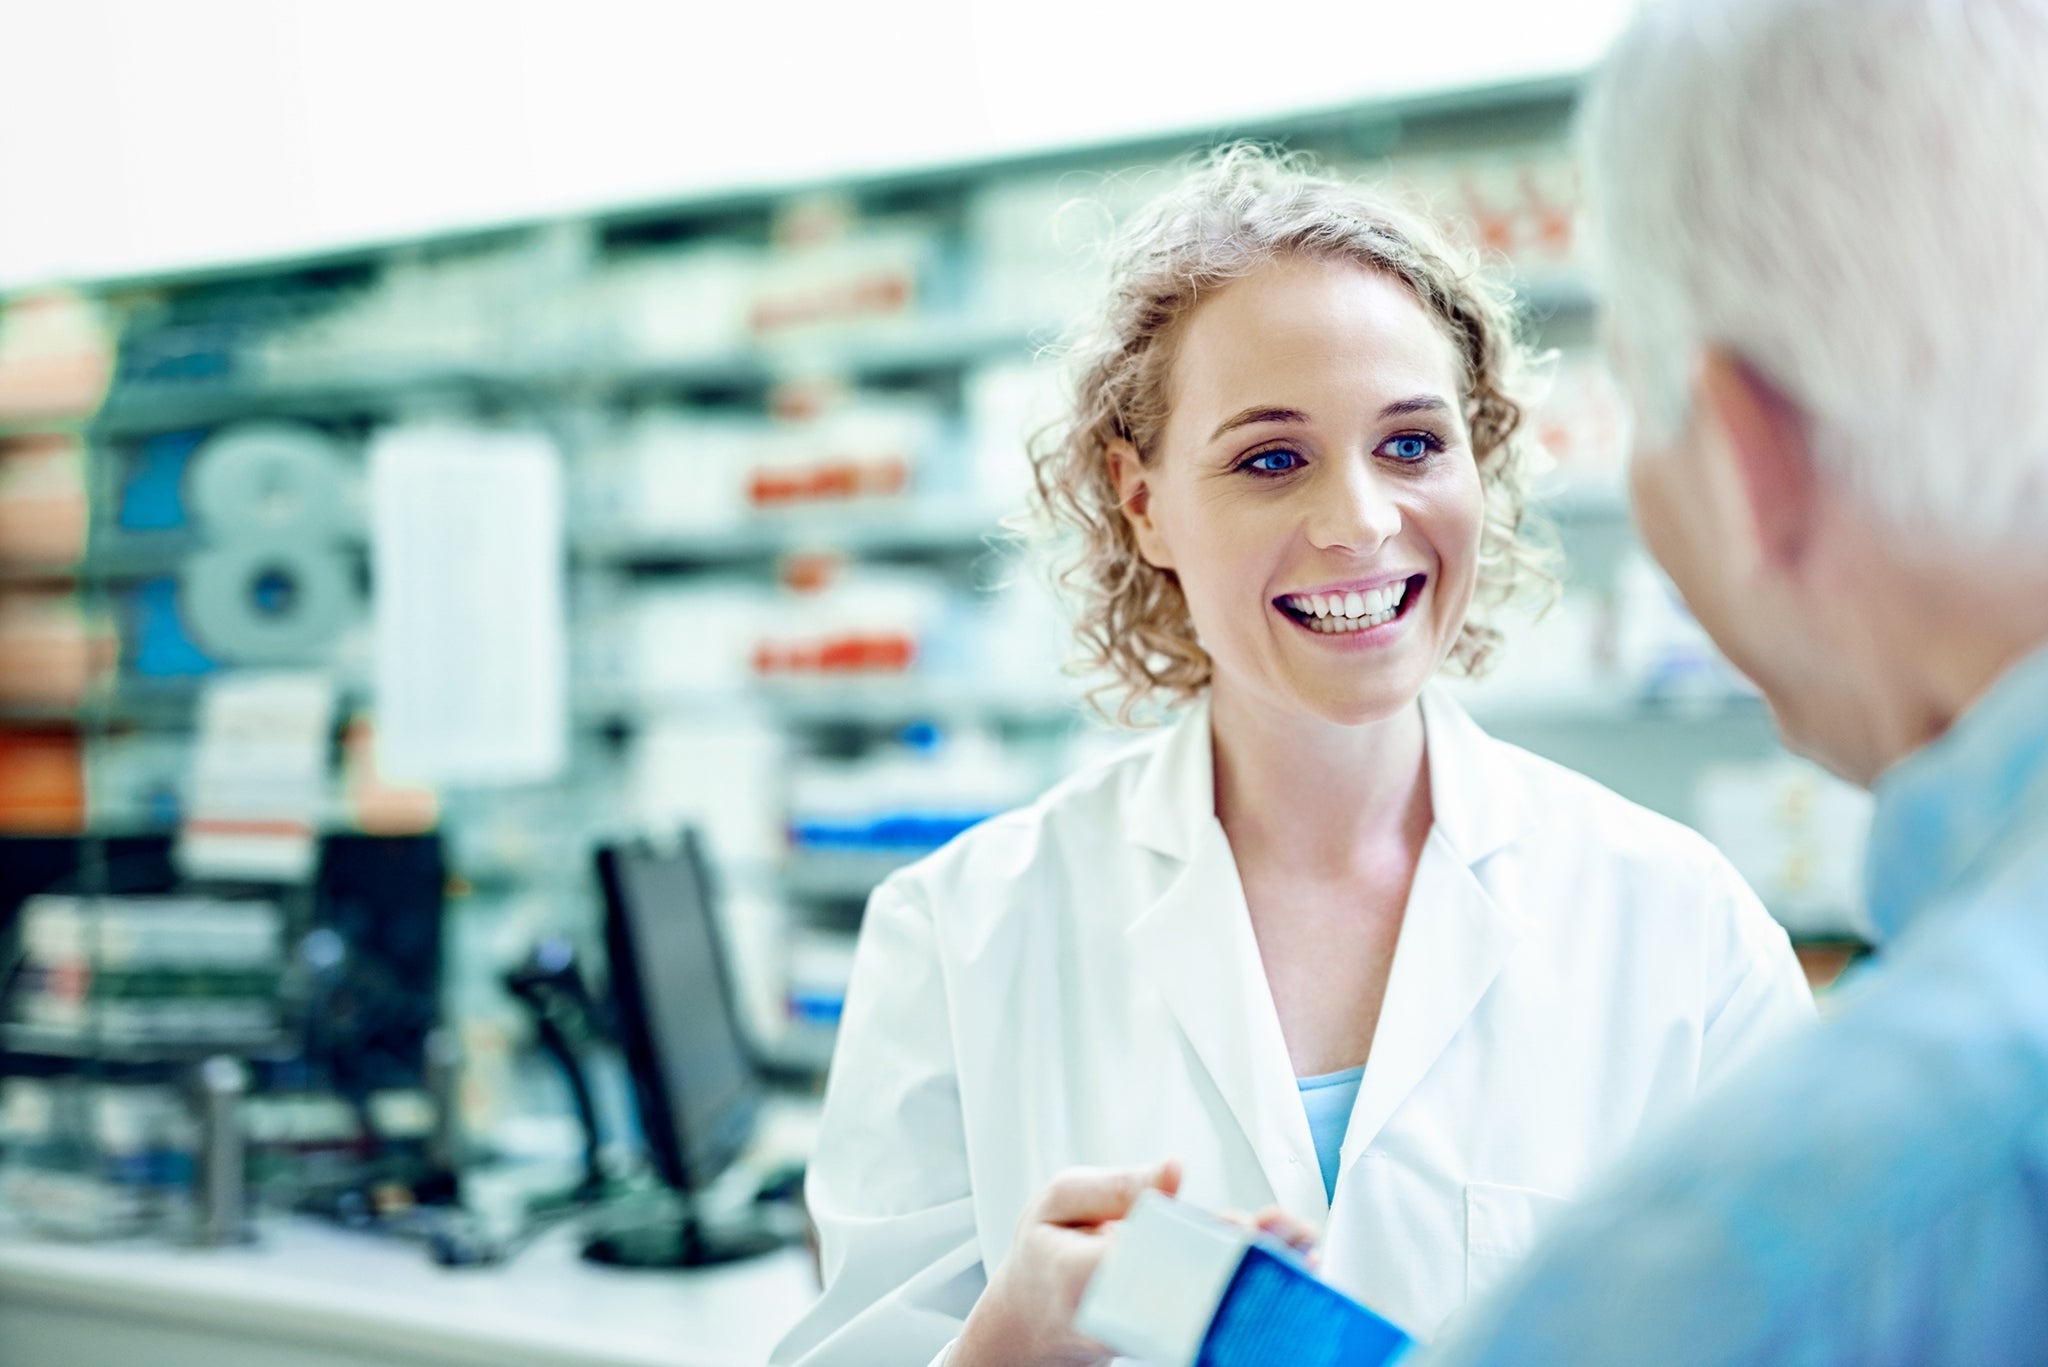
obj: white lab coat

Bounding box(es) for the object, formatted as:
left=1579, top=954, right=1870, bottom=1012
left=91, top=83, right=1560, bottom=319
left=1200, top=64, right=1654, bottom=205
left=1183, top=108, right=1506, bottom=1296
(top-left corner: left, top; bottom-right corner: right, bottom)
left=773, top=687, right=1813, bottom=1366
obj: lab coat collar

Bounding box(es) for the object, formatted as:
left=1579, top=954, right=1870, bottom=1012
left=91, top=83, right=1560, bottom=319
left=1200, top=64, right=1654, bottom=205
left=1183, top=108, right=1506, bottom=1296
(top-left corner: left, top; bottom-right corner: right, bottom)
left=1334, top=829, right=1527, bottom=1184
left=1416, top=683, right=1524, bottom=866
left=1122, top=682, right=1530, bottom=1222
left=1124, top=694, right=1215, bottom=862
left=1123, top=684, right=1526, bottom=867
left=1126, top=818, right=1332, bottom=1221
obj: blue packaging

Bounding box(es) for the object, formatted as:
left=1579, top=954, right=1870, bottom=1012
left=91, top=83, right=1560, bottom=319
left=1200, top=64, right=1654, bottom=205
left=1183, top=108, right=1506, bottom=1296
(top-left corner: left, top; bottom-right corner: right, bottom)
left=1076, top=1191, right=1412, bottom=1367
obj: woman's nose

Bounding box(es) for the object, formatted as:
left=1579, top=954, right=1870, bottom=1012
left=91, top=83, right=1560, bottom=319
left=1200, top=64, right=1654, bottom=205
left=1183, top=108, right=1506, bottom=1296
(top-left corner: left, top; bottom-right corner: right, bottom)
left=1306, top=464, right=1402, bottom=554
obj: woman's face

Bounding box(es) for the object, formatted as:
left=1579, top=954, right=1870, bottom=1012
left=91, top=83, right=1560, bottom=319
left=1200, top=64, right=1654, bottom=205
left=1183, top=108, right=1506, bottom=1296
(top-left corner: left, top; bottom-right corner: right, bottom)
left=1115, top=254, right=1484, bottom=728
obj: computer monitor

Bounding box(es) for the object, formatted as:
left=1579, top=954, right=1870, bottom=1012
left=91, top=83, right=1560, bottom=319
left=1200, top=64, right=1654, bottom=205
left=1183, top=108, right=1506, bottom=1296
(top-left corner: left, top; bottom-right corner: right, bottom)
left=595, top=832, right=763, bottom=1205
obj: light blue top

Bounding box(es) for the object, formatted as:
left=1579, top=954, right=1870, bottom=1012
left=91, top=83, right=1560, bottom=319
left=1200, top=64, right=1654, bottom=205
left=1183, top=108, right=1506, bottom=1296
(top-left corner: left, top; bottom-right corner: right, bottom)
left=1298, top=1065, right=1365, bottom=1203
left=1427, top=644, right=2048, bottom=1365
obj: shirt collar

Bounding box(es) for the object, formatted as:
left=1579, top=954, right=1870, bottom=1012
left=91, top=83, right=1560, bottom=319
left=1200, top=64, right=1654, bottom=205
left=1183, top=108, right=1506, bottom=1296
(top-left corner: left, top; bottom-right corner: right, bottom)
left=1125, top=684, right=1522, bottom=866
left=1865, top=642, right=2048, bottom=942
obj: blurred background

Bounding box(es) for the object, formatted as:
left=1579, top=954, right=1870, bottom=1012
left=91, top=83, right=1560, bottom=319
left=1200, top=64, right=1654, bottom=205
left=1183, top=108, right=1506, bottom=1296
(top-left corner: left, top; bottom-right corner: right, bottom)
left=0, top=3, right=1874, bottom=1363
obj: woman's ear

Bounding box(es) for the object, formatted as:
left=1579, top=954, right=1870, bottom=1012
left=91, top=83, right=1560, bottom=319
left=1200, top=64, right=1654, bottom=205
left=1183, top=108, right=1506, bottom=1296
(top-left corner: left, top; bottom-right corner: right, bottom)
left=1108, top=439, right=1173, bottom=569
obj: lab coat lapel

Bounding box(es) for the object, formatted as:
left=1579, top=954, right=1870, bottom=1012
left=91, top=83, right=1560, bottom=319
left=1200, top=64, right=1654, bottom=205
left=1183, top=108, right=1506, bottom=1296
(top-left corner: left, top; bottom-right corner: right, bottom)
left=1337, top=831, right=1523, bottom=1163
left=1124, top=701, right=1329, bottom=1222
left=1339, top=687, right=1529, bottom=1167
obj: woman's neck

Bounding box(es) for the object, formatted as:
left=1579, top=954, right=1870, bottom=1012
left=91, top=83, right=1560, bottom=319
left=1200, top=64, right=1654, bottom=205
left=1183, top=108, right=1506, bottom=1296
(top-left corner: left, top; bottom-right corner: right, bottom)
left=1208, top=681, right=1432, bottom=877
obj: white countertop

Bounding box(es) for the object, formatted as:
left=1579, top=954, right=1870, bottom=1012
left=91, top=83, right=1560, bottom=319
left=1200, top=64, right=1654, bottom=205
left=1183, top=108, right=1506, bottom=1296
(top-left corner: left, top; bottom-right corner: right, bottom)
left=0, top=1214, right=819, bottom=1367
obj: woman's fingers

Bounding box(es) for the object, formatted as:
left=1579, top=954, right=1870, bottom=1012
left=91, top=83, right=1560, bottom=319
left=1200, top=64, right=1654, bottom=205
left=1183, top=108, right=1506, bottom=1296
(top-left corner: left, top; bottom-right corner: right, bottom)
left=1214, top=1203, right=1321, bottom=1267
left=1036, top=1159, right=1181, bottom=1227
left=1253, top=1206, right=1321, bottom=1255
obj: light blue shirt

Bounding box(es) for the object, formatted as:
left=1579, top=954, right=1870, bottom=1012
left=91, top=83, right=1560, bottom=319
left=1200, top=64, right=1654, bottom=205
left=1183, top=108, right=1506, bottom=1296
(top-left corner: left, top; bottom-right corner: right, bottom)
left=1427, top=644, right=2048, bottom=1366
left=1299, top=1065, right=1365, bottom=1203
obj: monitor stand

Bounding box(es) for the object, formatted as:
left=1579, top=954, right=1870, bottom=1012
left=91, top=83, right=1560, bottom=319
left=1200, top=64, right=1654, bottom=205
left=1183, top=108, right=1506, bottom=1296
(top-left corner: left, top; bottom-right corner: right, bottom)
left=579, top=1193, right=784, bottom=1268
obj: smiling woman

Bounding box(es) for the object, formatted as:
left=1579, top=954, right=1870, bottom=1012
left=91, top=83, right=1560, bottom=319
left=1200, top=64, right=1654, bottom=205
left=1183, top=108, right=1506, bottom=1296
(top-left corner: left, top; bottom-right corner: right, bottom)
left=1037, top=145, right=1556, bottom=719
left=1109, top=255, right=1486, bottom=728
left=773, top=148, right=1816, bottom=1367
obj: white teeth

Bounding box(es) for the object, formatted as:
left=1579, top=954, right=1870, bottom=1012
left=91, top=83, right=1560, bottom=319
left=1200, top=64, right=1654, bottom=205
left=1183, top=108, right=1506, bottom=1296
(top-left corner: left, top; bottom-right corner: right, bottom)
left=1282, top=580, right=1416, bottom=625
left=1301, top=603, right=1401, bottom=633
left=1269, top=582, right=1417, bottom=635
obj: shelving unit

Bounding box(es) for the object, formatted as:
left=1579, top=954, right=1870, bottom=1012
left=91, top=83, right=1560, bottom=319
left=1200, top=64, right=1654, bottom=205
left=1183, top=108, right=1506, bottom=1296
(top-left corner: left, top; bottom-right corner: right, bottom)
left=0, top=71, right=1868, bottom=1106
left=575, top=503, right=1007, bottom=567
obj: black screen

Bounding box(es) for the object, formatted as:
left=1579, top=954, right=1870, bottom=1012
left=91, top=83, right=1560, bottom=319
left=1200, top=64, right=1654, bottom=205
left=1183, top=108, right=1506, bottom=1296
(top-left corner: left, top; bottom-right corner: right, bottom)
left=598, top=834, right=759, bottom=1195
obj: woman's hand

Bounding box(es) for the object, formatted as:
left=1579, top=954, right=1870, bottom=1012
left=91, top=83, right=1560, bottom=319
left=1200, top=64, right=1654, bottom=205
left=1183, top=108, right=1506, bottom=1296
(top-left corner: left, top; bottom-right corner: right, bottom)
left=1229, top=1204, right=1321, bottom=1266
left=952, top=1159, right=1182, bottom=1367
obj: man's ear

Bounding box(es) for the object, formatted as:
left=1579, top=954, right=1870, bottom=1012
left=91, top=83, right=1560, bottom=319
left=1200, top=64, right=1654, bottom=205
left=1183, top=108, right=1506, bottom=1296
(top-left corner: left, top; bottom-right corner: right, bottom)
left=1108, top=438, right=1172, bottom=569
left=1697, top=348, right=1819, bottom=571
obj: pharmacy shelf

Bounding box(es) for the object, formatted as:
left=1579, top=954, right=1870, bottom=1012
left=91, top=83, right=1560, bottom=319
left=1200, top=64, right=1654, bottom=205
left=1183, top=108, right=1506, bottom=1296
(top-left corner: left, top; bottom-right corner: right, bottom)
left=594, top=680, right=1082, bottom=730
left=578, top=503, right=1013, bottom=567
left=54, top=509, right=980, bottom=579
left=1458, top=689, right=1771, bottom=731
left=35, top=681, right=1094, bottom=743
left=0, top=1027, right=294, bottom=1066
left=758, top=679, right=1080, bottom=727
left=0, top=529, right=367, bottom=587
left=601, top=319, right=1050, bottom=395
left=780, top=850, right=925, bottom=901
left=91, top=369, right=547, bottom=438
left=0, top=676, right=374, bottom=732
left=756, top=1020, right=839, bottom=1076
left=85, top=268, right=1595, bottom=440
left=69, top=531, right=205, bottom=583
left=0, top=685, right=202, bottom=730
left=87, top=319, right=1053, bottom=439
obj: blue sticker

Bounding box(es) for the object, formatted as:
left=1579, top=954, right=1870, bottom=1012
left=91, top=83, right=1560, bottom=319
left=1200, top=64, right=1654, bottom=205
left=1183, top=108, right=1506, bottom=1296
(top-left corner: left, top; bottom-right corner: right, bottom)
left=118, top=430, right=208, bottom=531
left=127, top=576, right=219, bottom=677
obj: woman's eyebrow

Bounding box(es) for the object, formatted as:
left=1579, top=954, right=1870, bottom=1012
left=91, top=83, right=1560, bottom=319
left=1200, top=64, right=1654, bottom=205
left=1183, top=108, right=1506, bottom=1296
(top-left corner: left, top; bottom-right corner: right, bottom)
left=1208, top=396, right=1450, bottom=443
left=1380, top=395, right=1451, bottom=419
left=1208, top=406, right=1309, bottom=441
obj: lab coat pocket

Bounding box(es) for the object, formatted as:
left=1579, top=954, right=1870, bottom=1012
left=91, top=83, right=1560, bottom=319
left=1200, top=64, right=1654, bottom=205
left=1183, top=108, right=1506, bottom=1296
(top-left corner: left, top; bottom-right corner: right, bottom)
left=1462, top=1181, right=1572, bottom=1305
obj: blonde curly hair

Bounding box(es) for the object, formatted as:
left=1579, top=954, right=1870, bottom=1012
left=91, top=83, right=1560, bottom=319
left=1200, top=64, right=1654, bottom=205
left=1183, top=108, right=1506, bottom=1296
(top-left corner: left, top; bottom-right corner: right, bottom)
left=1029, top=144, right=1558, bottom=722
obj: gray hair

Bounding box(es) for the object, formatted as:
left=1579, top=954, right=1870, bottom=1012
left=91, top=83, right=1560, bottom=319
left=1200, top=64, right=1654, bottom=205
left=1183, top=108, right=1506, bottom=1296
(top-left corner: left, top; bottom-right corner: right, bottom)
left=1581, top=0, right=2048, bottom=547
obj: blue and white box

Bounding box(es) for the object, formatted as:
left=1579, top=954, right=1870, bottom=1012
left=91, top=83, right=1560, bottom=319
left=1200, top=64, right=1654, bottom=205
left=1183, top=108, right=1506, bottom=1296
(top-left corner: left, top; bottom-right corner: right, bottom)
left=1077, top=1192, right=1414, bottom=1367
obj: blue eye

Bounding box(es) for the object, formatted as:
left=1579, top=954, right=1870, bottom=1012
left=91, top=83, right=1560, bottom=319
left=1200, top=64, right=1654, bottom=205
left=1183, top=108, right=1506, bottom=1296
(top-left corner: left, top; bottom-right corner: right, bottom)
left=1241, top=448, right=1304, bottom=475
left=1380, top=433, right=1441, bottom=463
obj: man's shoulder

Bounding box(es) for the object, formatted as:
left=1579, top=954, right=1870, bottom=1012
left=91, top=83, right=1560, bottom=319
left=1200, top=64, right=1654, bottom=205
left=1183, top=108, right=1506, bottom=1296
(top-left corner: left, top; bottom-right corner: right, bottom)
left=1684, top=929, right=2048, bottom=1224
left=1433, top=952, right=2048, bottom=1364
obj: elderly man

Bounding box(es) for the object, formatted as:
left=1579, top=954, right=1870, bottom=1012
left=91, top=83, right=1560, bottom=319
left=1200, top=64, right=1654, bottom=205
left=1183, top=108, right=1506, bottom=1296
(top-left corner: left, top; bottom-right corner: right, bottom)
left=1426, top=0, right=2048, bottom=1362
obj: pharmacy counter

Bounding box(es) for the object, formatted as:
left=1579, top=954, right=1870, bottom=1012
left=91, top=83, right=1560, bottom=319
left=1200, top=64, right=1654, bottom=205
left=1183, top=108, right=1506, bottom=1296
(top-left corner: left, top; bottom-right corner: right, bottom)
left=0, top=1216, right=818, bottom=1367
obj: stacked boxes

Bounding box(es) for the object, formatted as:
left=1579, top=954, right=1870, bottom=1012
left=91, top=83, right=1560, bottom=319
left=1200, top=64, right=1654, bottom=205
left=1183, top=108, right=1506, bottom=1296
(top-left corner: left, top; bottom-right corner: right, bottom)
left=0, top=1078, right=196, bottom=1238
left=7, top=894, right=284, bottom=1052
